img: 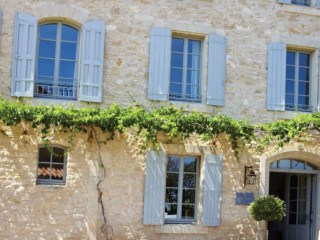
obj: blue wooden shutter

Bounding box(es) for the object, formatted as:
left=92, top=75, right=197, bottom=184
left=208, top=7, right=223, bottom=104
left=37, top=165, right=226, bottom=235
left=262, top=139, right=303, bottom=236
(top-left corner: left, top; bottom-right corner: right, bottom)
left=267, top=42, right=286, bottom=111
left=317, top=0, right=320, bottom=9
left=278, top=0, right=291, bottom=3
left=202, top=154, right=223, bottom=226
left=11, top=12, right=37, bottom=97
left=147, top=27, right=171, bottom=101
left=79, top=20, right=105, bottom=102
left=207, top=33, right=226, bottom=106
left=143, top=150, right=166, bottom=225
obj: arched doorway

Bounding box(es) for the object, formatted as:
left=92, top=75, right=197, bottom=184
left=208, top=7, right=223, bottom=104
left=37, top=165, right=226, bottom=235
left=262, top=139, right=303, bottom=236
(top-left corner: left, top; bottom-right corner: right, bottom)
left=269, top=159, right=319, bottom=240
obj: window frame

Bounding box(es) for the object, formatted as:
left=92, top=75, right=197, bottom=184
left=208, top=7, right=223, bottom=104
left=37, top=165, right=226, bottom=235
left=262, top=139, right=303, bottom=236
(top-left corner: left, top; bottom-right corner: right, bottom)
left=164, top=155, right=200, bottom=224
left=36, top=145, right=67, bottom=185
left=34, top=21, right=80, bottom=100
left=285, top=50, right=312, bottom=112
left=169, top=36, right=203, bottom=103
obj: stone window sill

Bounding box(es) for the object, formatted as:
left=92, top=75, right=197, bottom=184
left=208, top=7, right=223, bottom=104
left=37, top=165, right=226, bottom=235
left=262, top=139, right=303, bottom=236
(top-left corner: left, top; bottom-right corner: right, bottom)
left=154, top=225, right=209, bottom=234
left=282, top=4, right=320, bottom=17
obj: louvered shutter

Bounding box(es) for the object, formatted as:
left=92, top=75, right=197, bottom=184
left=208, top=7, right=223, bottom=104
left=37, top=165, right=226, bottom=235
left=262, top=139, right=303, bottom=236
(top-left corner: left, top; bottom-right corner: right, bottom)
left=278, top=0, right=291, bottom=3
left=143, top=150, right=166, bottom=225
left=267, top=42, right=286, bottom=111
left=11, top=12, right=37, bottom=97
left=79, top=20, right=105, bottom=102
left=207, top=33, right=226, bottom=106
left=202, top=154, right=223, bottom=226
left=317, top=0, right=320, bottom=9
left=147, top=27, right=171, bottom=101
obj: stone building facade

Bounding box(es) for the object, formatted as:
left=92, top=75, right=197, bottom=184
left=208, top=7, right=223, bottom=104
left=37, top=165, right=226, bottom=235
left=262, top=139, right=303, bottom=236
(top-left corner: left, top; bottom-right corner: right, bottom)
left=0, top=0, right=320, bottom=239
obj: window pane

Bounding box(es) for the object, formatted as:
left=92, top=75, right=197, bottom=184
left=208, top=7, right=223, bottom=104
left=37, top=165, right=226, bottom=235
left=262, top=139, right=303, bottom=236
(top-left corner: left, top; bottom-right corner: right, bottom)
left=290, top=200, right=297, bottom=212
left=290, top=189, right=297, bottom=200
left=166, top=173, right=179, bottom=187
left=289, top=213, right=296, bottom=224
left=183, top=189, right=195, bottom=204
left=300, top=175, right=307, bottom=187
left=165, top=204, right=177, bottom=219
left=183, top=174, right=196, bottom=188
left=38, top=40, right=56, bottom=58
left=171, top=53, right=183, bottom=68
left=52, top=147, right=64, bottom=163
left=61, top=25, right=79, bottom=42
left=187, top=55, right=200, bottom=69
left=40, top=24, right=57, bottom=40
left=299, top=189, right=306, bottom=201
left=287, top=52, right=296, bottom=65
left=298, top=81, right=309, bottom=95
left=270, top=161, right=278, bottom=169
left=38, top=163, right=51, bottom=179
left=35, top=81, right=54, bottom=95
left=167, top=157, right=180, bottom=172
left=298, top=96, right=309, bottom=107
left=299, top=200, right=306, bottom=212
left=170, top=83, right=182, bottom=96
left=181, top=205, right=195, bottom=219
left=279, top=159, right=291, bottom=169
left=38, top=59, right=55, bottom=77
left=51, top=164, right=64, bottom=180
left=292, top=160, right=304, bottom=170
left=59, top=61, right=76, bottom=78
left=298, top=213, right=306, bottom=224
left=186, top=85, right=199, bottom=99
left=188, top=40, right=200, bottom=55
left=299, top=67, right=309, bottom=81
left=184, top=157, right=196, bottom=172
left=166, top=189, right=178, bottom=203
left=172, top=38, right=184, bottom=52
left=286, top=66, right=295, bottom=80
left=39, top=147, right=51, bottom=162
left=306, top=163, right=317, bottom=170
left=285, top=95, right=294, bottom=109
left=299, top=53, right=310, bottom=67
left=290, top=175, right=298, bottom=188
left=286, top=80, right=294, bottom=94
left=60, top=42, right=77, bottom=60
left=170, top=68, right=183, bottom=84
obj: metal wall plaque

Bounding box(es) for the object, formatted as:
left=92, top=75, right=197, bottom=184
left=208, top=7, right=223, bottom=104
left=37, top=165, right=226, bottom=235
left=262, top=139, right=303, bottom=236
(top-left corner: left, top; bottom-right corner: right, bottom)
left=236, top=192, right=254, bottom=205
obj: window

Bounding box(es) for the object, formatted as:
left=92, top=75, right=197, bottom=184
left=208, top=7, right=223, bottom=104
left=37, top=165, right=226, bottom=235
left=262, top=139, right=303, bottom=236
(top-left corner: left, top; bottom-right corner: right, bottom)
left=285, top=51, right=311, bottom=112
left=169, top=38, right=201, bottom=102
left=165, top=156, right=199, bottom=223
left=270, top=159, right=317, bottom=170
left=37, top=146, right=67, bottom=184
left=291, top=0, right=311, bottom=6
left=35, top=23, right=79, bottom=99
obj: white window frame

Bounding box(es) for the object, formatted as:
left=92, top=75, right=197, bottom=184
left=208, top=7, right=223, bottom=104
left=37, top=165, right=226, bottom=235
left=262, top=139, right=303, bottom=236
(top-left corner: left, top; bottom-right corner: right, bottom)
left=169, top=37, right=202, bottom=103
left=165, top=155, right=199, bottom=224
left=285, top=50, right=312, bottom=112
left=36, top=145, right=67, bottom=185
left=34, top=21, right=79, bottom=100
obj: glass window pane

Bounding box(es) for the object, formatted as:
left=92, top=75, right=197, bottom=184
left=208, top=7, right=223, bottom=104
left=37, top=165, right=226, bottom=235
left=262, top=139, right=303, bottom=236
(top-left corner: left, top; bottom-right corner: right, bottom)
left=59, top=61, right=76, bottom=78
left=299, top=189, right=306, bottom=201
left=306, top=163, right=317, bottom=170
left=181, top=205, right=195, bottom=219
left=183, top=189, right=195, bottom=204
left=165, top=204, right=177, bottom=219
left=166, top=173, right=179, bottom=187
left=285, top=94, right=294, bottom=105
left=300, top=175, right=307, bottom=187
left=39, top=147, right=51, bottom=162
left=60, top=42, right=77, bottom=60
left=299, top=53, right=310, bottom=67
left=279, top=159, right=291, bottom=169
left=171, top=53, right=183, bottom=68
left=167, top=157, right=180, bottom=172
left=172, top=38, right=184, bottom=52
left=298, top=81, right=309, bottom=95
left=286, top=66, right=295, bottom=80
left=298, top=96, right=309, bottom=107
left=299, top=67, right=309, bottom=81
left=61, top=25, right=79, bottom=42
left=186, top=85, right=199, bottom=99
left=52, top=147, right=64, bottom=163
left=270, top=161, right=278, bottom=169
left=38, top=40, right=56, bottom=58
left=187, top=55, right=200, bottom=69
left=290, top=189, right=297, bottom=200
left=170, top=68, right=183, bottom=84
left=188, top=40, right=200, bottom=54
left=290, top=175, right=298, bottom=188
left=184, top=158, right=196, bottom=172
left=298, top=213, right=306, bottom=224
left=287, top=52, right=296, bottom=65
left=51, top=164, right=64, bottom=180
left=290, top=200, right=297, bottom=212
left=289, top=213, right=296, bottom=224
left=38, top=163, right=51, bottom=179
left=166, top=189, right=178, bottom=203
left=286, top=80, right=294, bottom=94
left=183, top=174, right=196, bottom=188
left=38, top=59, right=55, bottom=77
left=169, top=83, right=182, bottom=96
left=40, top=24, right=57, bottom=40
left=292, top=160, right=304, bottom=170
left=187, top=70, right=200, bottom=85
left=299, top=200, right=306, bottom=212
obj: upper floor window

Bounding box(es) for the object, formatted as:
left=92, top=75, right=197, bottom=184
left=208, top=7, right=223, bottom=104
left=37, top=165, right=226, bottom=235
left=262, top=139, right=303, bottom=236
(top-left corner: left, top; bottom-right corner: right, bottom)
left=285, top=51, right=311, bottom=112
left=291, top=0, right=311, bottom=6
left=35, top=23, right=79, bottom=100
left=169, top=38, right=201, bottom=102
